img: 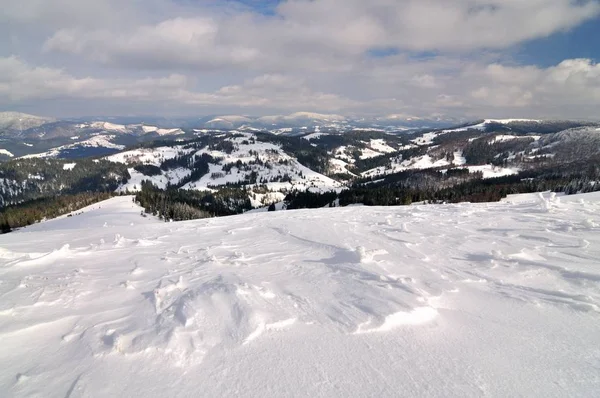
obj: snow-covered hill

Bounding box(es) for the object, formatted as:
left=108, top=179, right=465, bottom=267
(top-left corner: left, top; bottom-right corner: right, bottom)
left=0, top=112, right=55, bottom=132
left=1, top=192, right=599, bottom=396
left=106, top=132, right=343, bottom=206
left=22, top=135, right=127, bottom=159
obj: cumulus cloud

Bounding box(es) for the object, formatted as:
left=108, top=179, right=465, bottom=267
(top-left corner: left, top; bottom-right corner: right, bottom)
left=42, top=0, right=600, bottom=69
left=0, top=57, right=357, bottom=113
left=2, top=0, right=600, bottom=118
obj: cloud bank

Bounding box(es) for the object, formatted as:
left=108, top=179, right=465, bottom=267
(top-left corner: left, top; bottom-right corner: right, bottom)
left=2, top=0, right=600, bottom=119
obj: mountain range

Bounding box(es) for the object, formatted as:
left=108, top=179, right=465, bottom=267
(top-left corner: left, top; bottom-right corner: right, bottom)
left=1, top=113, right=599, bottom=217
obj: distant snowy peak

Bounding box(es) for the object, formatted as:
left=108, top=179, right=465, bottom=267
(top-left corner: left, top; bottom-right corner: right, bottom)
left=440, top=118, right=595, bottom=134
left=285, top=112, right=347, bottom=122
left=20, top=135, right=125, bottom=159
left=141, top=125, right=158, bottom=133
left=484, top=119, right=542, bottom=124
left=200, top=112, right=349, bottom=130
left=88, top=122, right=184, bottom=136
left=154, top=128, right=185, bottom=136
left=89, top=121, right=129, bottom=133
left=205, top=116, right=254, bottom=129
left=0, top=112, right=55, bottom=131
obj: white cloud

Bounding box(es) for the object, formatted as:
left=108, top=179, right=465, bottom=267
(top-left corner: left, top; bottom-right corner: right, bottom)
left=42, top=0, right=600, bottom=70
left=0, top=58, right=356, bottom=113
left=2, top=0, right=600, bottom=118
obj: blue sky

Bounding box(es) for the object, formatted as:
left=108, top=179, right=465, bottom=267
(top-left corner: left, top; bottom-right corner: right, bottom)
left=514, top=17, right=600, bottom=67
left=2, top=0, right=600, bottom=119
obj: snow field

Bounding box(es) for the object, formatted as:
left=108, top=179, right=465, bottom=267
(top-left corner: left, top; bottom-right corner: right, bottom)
left=1, top=193, right=599, bottom=396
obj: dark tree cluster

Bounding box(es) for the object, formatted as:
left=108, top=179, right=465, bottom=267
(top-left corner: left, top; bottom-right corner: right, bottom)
left=134, top=181, right=252, bottom=221
left=284, top=190, right=338, bottom=210
left=133, top=164, right=162, bottom=176
left=0, top=158, right=129, bottom=208
left=463, top=138, right=534, bottom=166
left=283, top=157, right=600, bottom=210
left=0, top=192, right=114, bottom=233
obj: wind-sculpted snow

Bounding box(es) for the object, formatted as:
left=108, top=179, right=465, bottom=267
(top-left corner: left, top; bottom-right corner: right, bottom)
left=1, top=193, right=600, bottom=396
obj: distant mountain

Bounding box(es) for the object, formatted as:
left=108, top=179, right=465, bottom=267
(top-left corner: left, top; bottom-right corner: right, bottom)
left=0, top=112, right=55, bottom=132
left=1, top=110, right=599, bottom=162
left=204, top=116, right=254, bottom=129
left=3, top=120, right=600, bottom=221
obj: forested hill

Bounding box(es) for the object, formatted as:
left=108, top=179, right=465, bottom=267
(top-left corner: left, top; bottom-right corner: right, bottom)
left=2, top=119, right=600, bottom=231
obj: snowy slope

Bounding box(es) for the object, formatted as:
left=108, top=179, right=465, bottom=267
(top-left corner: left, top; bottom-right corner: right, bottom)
left=107, top=146, right=188, bottom=166
left=21, top=135, right=126, bottom=159
left=1, top=192, right=600, bottom=397
left=442, top=119, right=542, bottom=134
left=181, top=133, right=342, bottom=194
left=89, top=122, right=128, bottom=133
left=362, top=153, right=463, bottom=178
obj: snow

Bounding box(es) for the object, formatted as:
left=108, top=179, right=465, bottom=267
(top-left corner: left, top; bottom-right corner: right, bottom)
left=362, top=154, right=453, bottom=178
left=329, top=158, right=356, bottom=176
left=491, top=134, right=518, bottom=143
left=156, top=128, right=184, bottom=136
left=116, top=167, right=191, bottom=193
left=302, top=132, right=326, bottom=140
left=207, top=116, right=252, bottom=124
left=21, top=135, right=125, bottom=159
left=467, top=165, right=520, bottom=179
left=62, top=163, right=76, bottom=171
left=331, top=146, right=355, bottom=163
left=90, top=122, right=128, bottom=133
left=141, top=125, right=158, bottom=133
left=412, top=131, right=441, bottom=145
left=181, top=133, right=343, bottom=195
left=0, top=112, right=54, bottom=130
left=453, top=150, right=467, bottom=165
left=286, top=111, right=346, bottom=121
left=1, top=192, right=600, bottom=396
left=369, top=139, right=396, bottom=153
left=0, top=149, right=14, bottom=157
left=358, top=147, right=383, bottom=159
left=485, top=118, right=541, bottom=124
left=443, top=119, right=542, bottom=134
left=80, top=135, right=125, bottom=150
left=271, top=127, right=293, bottom=135
left=107, top=147, right=187, bottom=167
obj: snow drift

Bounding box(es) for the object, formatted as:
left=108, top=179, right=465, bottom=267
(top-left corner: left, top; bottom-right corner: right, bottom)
left=1, top=193, right=599, bottom=397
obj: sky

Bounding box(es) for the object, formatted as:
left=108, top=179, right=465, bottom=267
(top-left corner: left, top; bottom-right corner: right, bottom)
left=1, top=0, right=600, bottom=120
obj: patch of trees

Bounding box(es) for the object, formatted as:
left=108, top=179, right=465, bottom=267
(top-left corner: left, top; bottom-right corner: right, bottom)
left=284, top=157, right=600, bottom=209
left=210, top=140, right=236, bottom=154
left=498, top=121, right=598, bottom=135
left=284, top=190, right=338, bottom=210
left=133, top=164, right=162, bottom=176
left=0, top=158, right=129, bottom=208
left=0, top=192, right=114, bottom=233
left=134, top=181, right=252, bottom=221
left=255, top=133, right=330, bottom=174
left=463, top=138, right=534, bottom=166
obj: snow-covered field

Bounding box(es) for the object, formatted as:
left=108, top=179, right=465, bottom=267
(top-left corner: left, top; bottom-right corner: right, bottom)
left=1, top=193, right=600, bottom=397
